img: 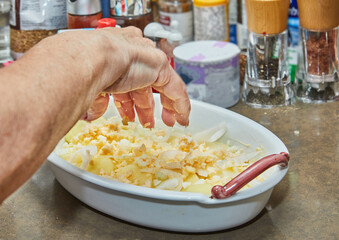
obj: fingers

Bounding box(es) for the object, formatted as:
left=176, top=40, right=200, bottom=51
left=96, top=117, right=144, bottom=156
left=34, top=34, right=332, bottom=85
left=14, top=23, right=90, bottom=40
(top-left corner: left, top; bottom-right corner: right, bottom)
left=82, top=94, right=109, bottom=121
left=153, top=67, right=190, bottom=127
left=113, top=93, right=135, bottom=122
left=113, top=87, right=155, bottom=128
left=130, top=87, right=155, bottom=128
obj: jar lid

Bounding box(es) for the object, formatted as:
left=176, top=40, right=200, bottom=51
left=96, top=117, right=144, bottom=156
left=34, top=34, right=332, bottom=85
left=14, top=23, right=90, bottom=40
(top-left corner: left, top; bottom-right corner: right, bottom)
left=193, top=0, right=228, bottom=7
left=67, top=0, right=102, bottom=16
left=98, top=18, right=117, bottom=28
left=173, top=41, right=240, bottom=63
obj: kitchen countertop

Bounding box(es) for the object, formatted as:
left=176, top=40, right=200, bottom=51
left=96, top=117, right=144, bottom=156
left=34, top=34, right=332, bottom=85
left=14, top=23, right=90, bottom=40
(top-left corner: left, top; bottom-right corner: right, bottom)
left=0, top=100, right=338, bottom=240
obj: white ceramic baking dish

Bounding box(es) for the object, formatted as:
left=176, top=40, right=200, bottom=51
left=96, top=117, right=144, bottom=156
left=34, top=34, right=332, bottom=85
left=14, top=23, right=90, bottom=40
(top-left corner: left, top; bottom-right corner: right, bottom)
left=47, top=94, right=288, bottom=232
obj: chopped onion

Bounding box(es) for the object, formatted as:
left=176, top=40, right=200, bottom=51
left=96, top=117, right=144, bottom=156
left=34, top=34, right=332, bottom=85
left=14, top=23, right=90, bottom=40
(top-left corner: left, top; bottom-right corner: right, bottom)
left=193, top=122, right=227, bottom=142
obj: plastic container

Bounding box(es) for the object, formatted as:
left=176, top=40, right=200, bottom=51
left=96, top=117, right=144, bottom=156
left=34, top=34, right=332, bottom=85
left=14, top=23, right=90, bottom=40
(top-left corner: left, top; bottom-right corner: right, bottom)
left=193, top=0, right=229, bottom=41
left=174, top=40, right=240, bottom=108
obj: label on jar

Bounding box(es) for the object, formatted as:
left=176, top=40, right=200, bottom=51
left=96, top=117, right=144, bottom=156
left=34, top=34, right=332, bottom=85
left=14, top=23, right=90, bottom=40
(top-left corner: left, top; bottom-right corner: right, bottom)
left=10, top=0, right=67, bottom=30
left=194, top=5, right=229, bottom=41
left=175, top=58, right=239, bottom=108
left=159, top=11, right=193, bottom=43
left=9, top=0, right=16, bottom=26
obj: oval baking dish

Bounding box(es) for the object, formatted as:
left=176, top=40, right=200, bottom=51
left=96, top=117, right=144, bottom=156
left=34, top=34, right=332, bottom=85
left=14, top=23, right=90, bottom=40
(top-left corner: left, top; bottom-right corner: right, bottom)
left=47, top=94, right=288, bottom=232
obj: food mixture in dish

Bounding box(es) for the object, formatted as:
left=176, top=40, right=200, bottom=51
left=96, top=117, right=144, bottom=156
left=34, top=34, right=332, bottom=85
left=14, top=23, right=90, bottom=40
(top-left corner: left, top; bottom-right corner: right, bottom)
left=55, top=117, right=266, bottom=195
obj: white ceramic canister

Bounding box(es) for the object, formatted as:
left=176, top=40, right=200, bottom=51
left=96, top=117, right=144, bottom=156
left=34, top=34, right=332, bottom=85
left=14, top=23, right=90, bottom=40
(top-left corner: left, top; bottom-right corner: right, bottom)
left=173, top=40, right=240, bottom=108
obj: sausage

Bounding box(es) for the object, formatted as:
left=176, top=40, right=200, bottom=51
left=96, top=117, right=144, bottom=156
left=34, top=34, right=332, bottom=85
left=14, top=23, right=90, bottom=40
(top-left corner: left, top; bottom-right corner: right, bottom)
left=211, top=152, right=289, bottom=199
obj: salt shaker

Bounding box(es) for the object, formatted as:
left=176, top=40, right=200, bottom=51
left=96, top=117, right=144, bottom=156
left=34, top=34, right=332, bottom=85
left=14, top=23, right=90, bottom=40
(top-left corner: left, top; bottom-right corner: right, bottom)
left=242, top=0, right=294, bottom=108
left=296, top=0, right=339, bottom=103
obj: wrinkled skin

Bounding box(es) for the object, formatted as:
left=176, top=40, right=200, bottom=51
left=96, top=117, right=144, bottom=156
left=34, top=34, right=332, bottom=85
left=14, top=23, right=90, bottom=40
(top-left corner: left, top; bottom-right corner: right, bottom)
left=82, top=27, right=190, bottom=128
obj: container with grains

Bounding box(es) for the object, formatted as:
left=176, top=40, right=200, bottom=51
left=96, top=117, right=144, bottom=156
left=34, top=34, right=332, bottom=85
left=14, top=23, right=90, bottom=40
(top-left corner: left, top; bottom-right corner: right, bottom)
left=9, top=0, right=67, bottom=60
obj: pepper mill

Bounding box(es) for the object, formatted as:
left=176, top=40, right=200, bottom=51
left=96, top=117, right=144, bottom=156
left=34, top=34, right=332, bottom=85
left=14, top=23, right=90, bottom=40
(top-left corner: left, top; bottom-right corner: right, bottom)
left=242, top=0, right=294, bottom=108
left=296, top=0, right=339, bottom=103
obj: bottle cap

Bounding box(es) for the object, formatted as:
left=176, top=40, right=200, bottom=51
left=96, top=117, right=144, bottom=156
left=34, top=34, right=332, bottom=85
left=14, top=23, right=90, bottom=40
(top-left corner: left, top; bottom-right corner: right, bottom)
left=2, top=61, right=14, bottom=67
left=67, top=0, right=102, bottom=16
left=98, top=18, right=117, bottom=28
left=193, top=0, right=228, bottom=7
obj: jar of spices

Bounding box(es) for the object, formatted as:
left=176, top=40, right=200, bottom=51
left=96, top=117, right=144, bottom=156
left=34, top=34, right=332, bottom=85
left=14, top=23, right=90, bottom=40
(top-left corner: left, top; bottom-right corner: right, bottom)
left=193, top=0, right=229, bottom=41
left=10, top=0, right=67, bottom=60
left=242, top=0, right=294, bottom=108
left=158, top=0, right=193, bottom=43
left=67, top=0, right=103, bottom=29
left=296, top=0, right=339, bottom=103
left=110, top=0, right=153, bottom=31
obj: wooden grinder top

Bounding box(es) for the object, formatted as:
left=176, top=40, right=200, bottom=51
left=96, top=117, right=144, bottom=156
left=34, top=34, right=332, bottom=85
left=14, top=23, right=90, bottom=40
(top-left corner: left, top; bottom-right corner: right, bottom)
left=298, top=0, right=339, bottom=31
left=245, top=0, right=290, bottom=35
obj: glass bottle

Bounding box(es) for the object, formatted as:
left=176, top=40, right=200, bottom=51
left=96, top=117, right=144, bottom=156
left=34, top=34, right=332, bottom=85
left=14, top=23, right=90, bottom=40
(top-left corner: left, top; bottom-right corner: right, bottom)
left=67, top=0, right=103, bottom=29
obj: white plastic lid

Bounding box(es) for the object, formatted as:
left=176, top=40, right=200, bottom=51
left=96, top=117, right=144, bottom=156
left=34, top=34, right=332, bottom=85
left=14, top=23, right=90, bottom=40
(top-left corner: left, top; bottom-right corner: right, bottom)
left=173, top=41, right=240, bottom=63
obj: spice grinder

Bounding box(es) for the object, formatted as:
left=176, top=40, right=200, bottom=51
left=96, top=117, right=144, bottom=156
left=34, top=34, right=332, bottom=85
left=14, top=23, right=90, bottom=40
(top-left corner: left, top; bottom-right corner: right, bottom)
left=242, top=0, right=294, bottom=108
left=296, top=0, right=339, bottom=103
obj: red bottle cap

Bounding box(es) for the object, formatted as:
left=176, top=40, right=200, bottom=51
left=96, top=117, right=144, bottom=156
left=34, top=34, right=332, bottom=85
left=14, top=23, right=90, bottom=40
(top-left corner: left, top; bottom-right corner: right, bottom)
left=97, top=18, right=117, bottom=28
left=2, top=61, right=14, bottom=67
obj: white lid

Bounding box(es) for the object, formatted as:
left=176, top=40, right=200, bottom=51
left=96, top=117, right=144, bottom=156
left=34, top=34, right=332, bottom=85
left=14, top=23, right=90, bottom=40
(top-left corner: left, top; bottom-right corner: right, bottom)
left=173, top=41, right=241, bottom=63
left=143, top=22, right=164, bottom=38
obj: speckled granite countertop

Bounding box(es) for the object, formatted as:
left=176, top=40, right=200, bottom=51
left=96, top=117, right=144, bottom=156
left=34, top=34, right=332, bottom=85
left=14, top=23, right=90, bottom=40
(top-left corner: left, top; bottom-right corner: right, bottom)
left=0, top=100, right=338, bottom=240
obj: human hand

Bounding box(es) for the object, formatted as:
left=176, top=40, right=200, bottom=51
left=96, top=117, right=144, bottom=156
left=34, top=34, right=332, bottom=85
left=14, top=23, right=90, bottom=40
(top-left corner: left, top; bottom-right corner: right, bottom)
left=82, top=27, right=190, bottom=127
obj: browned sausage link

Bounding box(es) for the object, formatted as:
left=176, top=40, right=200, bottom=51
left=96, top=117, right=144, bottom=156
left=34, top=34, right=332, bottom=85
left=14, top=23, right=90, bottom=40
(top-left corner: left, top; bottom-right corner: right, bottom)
left=211, top=152, right=289, bottom=199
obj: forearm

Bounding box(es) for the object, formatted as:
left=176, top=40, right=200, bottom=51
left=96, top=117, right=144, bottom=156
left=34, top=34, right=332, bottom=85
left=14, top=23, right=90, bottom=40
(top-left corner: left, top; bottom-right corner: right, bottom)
left=0, top=27, right=190, bottom=203
left=0, top=32, right=114, bottom=202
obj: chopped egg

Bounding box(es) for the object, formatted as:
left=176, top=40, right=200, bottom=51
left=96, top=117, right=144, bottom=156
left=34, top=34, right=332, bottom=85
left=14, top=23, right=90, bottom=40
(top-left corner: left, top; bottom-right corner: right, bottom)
left=55, top=117, right=266, bottom=196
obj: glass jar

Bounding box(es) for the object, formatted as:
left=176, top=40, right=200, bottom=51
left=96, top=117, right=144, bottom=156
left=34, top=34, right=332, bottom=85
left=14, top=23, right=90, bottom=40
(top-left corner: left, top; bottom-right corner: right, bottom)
left=158, top=0, right=193, bottom=43
left=296, top=27, right=338, bottom=102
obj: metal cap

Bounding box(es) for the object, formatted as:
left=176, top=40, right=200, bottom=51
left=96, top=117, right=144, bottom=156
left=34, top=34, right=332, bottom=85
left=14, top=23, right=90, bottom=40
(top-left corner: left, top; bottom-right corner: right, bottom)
left=67, top=0, right=102, bottom=16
